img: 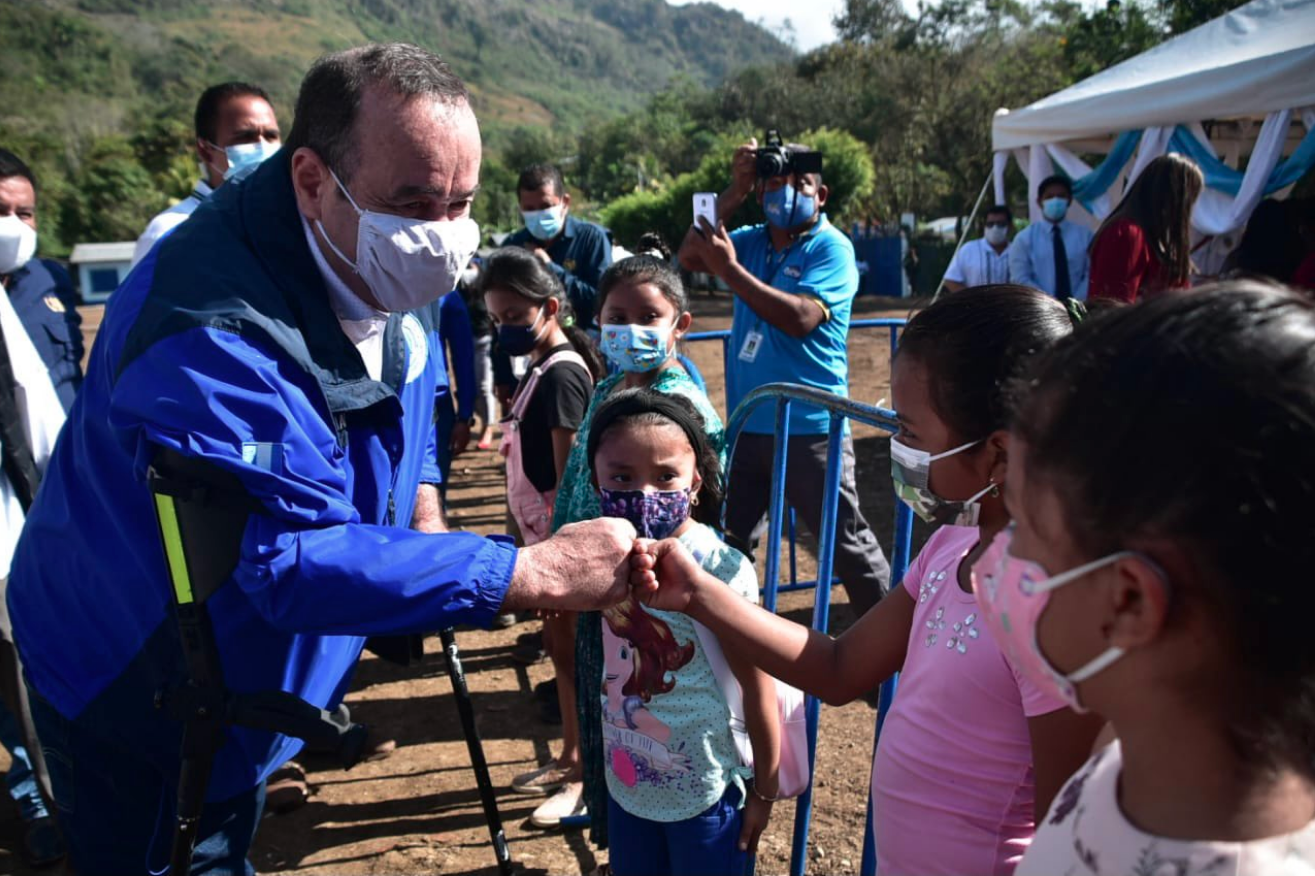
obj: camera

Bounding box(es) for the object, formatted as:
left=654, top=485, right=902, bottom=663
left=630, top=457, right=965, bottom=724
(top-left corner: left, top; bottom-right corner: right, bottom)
left=754, top=129, right=823, bottom=179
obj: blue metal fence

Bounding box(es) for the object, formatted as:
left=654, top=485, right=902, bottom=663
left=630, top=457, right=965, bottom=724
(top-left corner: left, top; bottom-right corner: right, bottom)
left=685, top=318, right=906, bottom=594
left=724, top=383, right=914, bottom=876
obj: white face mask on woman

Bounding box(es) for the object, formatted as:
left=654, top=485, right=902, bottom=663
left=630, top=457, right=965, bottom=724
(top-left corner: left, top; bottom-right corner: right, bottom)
left=316, top=167, right=480, bottom=313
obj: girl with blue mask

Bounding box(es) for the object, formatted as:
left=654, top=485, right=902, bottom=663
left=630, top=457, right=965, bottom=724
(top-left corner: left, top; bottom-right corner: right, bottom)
left=597, top=255, right=693, bottom=376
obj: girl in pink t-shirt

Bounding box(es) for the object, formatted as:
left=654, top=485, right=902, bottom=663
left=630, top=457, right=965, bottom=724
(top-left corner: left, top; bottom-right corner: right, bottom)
left=637, top=285, right=1102, bottom=874
left=975, top=282, right=1315, bottom=876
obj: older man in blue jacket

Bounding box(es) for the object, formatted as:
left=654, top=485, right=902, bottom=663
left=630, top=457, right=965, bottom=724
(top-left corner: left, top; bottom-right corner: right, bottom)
left=7, top=43, right=639, bottom=873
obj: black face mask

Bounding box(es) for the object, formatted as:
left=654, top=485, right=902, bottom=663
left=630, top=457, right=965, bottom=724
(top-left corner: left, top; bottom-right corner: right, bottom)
left=498, top=307, right=544, bottom=356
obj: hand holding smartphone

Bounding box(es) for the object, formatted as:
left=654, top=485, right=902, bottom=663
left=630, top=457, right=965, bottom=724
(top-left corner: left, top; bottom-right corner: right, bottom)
left=693, top=192, right=717, bottom=236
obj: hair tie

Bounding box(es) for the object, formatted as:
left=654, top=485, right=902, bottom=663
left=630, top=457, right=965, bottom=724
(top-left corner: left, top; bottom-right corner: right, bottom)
left=1065, top=299, right=1087, bottom=326
left=559, top=314, right=575, bottom=328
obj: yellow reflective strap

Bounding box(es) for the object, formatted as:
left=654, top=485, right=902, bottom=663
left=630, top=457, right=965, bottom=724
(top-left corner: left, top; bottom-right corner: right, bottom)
left=153, top=493, right=195, bottom=606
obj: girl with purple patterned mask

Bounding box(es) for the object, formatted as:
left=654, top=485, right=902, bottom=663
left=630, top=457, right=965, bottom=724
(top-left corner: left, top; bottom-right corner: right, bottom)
left=587, top=389, right=723, bottom=541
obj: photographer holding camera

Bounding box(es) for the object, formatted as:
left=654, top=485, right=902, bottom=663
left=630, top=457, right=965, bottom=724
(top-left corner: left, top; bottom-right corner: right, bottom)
left=678, top=135, right=890, bottom=618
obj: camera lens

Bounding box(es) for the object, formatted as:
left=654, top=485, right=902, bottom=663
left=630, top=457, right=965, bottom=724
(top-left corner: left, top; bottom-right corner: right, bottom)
left=755, top=149, right=789, bottom=179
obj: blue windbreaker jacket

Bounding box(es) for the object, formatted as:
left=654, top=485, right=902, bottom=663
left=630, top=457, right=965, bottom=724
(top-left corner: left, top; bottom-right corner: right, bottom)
left=7, top=152, right=516, bottom=800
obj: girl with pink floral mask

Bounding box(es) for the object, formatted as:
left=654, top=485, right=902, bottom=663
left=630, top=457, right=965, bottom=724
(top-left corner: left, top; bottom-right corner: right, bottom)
left=979, top=281, right=1315, bottom=875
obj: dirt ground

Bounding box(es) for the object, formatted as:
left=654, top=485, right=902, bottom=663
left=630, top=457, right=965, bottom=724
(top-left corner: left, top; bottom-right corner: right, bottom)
left=0, top=293, right=930, bottom=876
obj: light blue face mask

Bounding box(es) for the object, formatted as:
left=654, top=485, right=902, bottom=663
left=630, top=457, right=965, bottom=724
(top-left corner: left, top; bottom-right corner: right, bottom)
left=1042, top=197, right=1070, bottom=223
left=763, top=182, right=817, bottom=230
left=600, top=323, right=672, bottom=373
left=522, top=205, right=565, bottom=242
left=212, top=140, right=280, bottom=181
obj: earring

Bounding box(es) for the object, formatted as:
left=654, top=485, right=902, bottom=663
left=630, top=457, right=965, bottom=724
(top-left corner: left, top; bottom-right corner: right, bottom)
left=691, top=494, right=700, bottom=506
left=988, top=482, right=1001, bottom=498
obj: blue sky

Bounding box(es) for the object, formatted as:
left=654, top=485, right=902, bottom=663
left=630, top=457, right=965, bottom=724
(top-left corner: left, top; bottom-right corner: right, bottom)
left=669, top=0, right=846, bottom=51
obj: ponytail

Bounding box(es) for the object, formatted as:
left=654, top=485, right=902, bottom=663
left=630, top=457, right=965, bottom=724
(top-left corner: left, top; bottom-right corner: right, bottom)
left=562, top=318, right=606, bottom=381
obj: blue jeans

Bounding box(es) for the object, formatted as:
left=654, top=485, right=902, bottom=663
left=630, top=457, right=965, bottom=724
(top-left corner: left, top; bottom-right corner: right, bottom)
left=607, top=788, right=750, bottom=876
left=435, top=393, right=455, bottom=499
left=29, top=687, right=264, bottom=875
left=0, top=700, right=47, bottom=822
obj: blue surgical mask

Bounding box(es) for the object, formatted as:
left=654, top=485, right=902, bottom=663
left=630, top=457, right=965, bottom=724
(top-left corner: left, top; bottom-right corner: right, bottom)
left=600, top=323, right=672, bottom=373
left=522, top=206, right=565, bottom=242
left=763, top=183, right=817, bottom=230
left=1042, top=197, right=1070, bottom=223
left=212, top=140, right=280, bottom=181
left=497, top=307, right=546, bottom=357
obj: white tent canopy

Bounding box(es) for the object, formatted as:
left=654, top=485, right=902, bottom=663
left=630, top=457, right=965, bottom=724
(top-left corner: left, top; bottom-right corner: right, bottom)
left=990, top=0, right=1315, bottom=270
left=993, top=0, right=1315, bottom=151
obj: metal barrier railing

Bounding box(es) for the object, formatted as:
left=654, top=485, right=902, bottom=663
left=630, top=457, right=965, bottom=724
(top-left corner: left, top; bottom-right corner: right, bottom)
left=685, top=318, right=907, bottom=596
left=724, top=383, right=913, bottom=876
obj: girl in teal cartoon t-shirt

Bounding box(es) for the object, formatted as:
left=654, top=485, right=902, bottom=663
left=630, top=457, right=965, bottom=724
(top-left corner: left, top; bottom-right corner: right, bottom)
left=586, top=388, right=779, bottom=876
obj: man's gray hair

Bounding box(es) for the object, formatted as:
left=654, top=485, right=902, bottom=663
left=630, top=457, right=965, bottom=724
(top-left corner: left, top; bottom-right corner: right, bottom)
left=284, top=42, right=469, bottom=181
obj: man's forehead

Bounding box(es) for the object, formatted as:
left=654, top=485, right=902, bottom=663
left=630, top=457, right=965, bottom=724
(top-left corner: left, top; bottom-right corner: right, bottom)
left=356, top=95, right=479, bottom=182
left=0, top=176, right=36, bottom=206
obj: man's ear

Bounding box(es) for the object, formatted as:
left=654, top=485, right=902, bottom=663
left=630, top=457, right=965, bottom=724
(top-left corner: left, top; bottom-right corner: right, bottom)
left=815, top=183, right=830, bottom=207
left=291, top=148, right=329, bottom=221
left=561, top=191, right=572, bottom=211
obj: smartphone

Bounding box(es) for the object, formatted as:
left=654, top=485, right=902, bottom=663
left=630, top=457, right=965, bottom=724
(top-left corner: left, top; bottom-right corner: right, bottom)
left=693, top=192, right=718, bottom=233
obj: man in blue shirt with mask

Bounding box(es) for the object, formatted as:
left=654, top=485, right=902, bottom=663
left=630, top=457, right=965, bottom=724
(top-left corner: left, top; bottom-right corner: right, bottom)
left=1009, top=175, right=1094, bottom=300
left=678, top=138, right=891, bottom=618
left=504, top=164, right=612, bottom=331
left=0, top=150, right=83, bottom=412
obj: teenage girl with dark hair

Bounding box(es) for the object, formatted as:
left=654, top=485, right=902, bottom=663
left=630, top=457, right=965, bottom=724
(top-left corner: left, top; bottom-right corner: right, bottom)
left=587, top=389, right=776, bottom=875
left=1089, top=153, right=1204, bottom=302
left=633, top=284, right=1101, bottom=874
left=477, top=246, right=603, bottom=817
left=981, top=281, right=1315, bottom=873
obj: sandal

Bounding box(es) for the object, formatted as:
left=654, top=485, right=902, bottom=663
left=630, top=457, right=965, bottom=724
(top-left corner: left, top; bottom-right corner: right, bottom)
left=511, top=762, right=573, bottom=795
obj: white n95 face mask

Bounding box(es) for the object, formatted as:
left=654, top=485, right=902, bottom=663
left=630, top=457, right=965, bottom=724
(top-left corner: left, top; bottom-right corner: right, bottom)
left=317, top=167, right=480, bottom=313
left=0, top=214, right=37, bottom=275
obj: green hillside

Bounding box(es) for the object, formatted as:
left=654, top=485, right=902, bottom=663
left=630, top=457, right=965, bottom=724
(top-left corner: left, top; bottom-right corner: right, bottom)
left=0, top=0, right=786, bottom=252
left=1, top=0, right=786, bottom=142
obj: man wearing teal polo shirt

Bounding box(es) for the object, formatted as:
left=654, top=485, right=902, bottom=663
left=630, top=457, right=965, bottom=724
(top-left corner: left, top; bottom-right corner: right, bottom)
left=678, top=140, right=890, bottom=618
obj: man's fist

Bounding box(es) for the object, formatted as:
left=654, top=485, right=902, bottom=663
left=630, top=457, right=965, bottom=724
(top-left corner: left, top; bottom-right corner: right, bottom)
left=505, top=518, right=638, bottom=612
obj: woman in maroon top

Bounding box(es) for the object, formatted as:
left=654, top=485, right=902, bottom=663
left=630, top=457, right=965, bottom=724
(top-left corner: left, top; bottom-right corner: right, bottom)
left=1089, top=154, right=1203, bottom=302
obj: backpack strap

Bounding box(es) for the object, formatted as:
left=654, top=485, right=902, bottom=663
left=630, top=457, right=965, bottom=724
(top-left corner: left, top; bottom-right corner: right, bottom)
left=508, top=350, right=590, bottom=422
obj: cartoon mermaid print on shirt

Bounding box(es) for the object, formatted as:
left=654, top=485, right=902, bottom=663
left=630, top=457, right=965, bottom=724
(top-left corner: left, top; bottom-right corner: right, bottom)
left=601, top=597, right=696, bottom=787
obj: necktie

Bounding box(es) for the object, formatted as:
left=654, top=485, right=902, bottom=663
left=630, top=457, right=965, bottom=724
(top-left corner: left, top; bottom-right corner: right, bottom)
left=1052, top=224, right=1071, bottom=302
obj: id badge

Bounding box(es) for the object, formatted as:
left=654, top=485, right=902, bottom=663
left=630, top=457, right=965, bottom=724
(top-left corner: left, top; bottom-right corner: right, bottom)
left=739, top=329, right=764, bottom=363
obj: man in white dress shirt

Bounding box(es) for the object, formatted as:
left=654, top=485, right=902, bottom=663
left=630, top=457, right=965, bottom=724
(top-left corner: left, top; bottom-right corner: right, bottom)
left=944, top=204, right=1013, bottom=292
left=131, top=82, right=282, bottom=266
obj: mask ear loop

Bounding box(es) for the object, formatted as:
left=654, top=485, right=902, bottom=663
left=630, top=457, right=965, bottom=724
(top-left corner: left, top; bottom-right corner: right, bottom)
left=315, top=166, right=366, bottom=273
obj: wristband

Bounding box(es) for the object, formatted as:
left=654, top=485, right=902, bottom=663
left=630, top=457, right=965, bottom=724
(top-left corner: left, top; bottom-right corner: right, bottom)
left=749, top=780, right=778, bottom=803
